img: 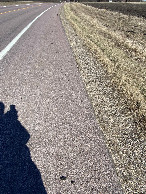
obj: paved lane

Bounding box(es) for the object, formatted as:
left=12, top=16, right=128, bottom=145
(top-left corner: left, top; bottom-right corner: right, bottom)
left=0, top=3, right=53, bottom=51
left=0, top=2, right=42, bottom=11
left=0, top=3, right=123, bottom=193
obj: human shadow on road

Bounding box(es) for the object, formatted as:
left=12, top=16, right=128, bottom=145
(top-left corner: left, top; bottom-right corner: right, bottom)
left=0, top=102, right=47, bottom=194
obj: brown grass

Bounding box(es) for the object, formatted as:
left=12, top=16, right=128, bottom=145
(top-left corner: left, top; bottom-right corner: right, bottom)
left=63, top=3, right=146, bottom=123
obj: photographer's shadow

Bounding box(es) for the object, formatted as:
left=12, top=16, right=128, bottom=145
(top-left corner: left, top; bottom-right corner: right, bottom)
left=0, top=102, right=47, bottom=194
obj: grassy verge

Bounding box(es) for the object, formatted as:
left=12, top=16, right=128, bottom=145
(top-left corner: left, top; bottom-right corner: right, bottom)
left=61, top=3, right=145, bottom=193
left=63, top=3, right=146, bottom=125
left=83, top=2, right=146, bottom=18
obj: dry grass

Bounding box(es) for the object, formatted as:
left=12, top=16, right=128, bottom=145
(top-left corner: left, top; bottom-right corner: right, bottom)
left=63, top=3, right=146, bottom=123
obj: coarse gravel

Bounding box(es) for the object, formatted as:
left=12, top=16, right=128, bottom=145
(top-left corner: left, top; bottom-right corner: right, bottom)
left=0, top=3, right=123, bottom=193
left=60, top=5, right=145, bottom=193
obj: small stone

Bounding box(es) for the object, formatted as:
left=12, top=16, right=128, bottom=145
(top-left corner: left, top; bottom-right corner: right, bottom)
left=71, top=180, right=75, bottom=184
left=60, top=176, right=67, bottom=180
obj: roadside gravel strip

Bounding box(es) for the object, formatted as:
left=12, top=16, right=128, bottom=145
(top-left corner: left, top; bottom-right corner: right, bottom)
left=60, top=5, right=145, bottom=193
left=0, top=3, right=123, bottom=193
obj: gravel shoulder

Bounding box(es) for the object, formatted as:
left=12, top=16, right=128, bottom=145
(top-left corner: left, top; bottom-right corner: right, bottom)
left=60, top=5, right=145, bottom=193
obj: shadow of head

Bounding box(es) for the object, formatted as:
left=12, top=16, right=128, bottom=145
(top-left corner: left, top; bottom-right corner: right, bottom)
left=0, top=101, right=5, bottom=117
left=0, top=102, right=47, bottom=194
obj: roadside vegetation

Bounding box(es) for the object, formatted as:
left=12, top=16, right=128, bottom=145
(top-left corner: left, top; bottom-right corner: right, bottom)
left=63, top=2, right=146, bottom=127
left=61, top=2, right=145, bottom=193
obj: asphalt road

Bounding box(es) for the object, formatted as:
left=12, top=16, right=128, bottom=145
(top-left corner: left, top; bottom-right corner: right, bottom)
left=0, top=3, right=123, bottom=193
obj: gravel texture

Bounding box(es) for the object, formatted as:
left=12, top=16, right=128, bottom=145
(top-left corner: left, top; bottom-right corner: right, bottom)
left=0, top=3, right=123, bottom=193
left=60, top=5, right=145, bottom=193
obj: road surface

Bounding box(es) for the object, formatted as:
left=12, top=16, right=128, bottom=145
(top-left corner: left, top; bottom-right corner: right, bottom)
left=0, top=2, right=123, bottom=193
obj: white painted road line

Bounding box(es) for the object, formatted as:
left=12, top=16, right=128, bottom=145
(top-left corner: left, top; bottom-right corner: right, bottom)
left=3, top=6, right=6, bottom=7
left=0, top=6, right=51, bottom=60
left=15, top=5, right=19, bottom=6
